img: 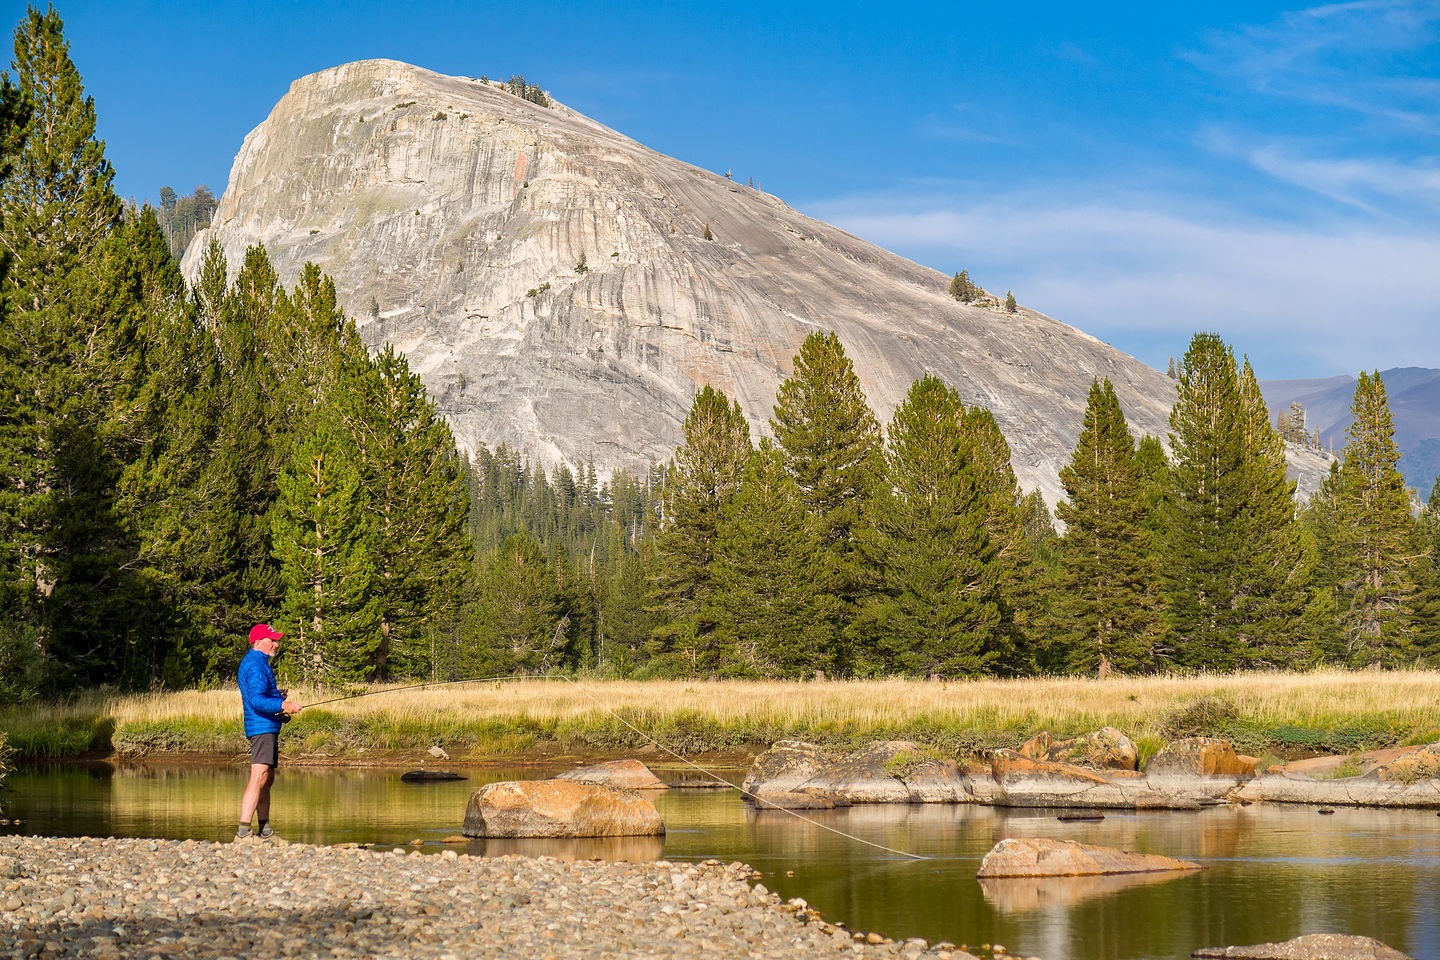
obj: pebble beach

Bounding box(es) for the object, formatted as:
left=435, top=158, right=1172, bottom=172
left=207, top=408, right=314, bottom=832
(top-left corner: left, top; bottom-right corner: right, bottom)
left=0, top=836, right=990, bottom=960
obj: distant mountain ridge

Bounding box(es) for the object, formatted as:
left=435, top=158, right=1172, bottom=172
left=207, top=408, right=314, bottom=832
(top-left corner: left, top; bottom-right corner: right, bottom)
left=184, top=58, right=1334, bottom=504
left=1260, top=367, right=1440, bottom=496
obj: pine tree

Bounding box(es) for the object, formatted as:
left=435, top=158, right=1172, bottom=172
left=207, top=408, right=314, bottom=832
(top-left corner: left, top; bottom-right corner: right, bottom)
left=0, top=7, right=127, bottom=687
left=770, top=331, right=883, bottom=674
left=271, top=420, right=379, bottom=684
left=1157, top=334, right=1314, bottom=669
left=648, top=385, right=751, bottom=673
left=710, top=442, right=831, bottom=677
left=1004, top=290, right=1017, bottom=313
left=857, top=375, right=1005, bottom=676
left=1051, top=380, right=1164, bottom=676
left=1333, top=371, right=1415, bottom=664
left=1408, top=477, right=1440, bottom=664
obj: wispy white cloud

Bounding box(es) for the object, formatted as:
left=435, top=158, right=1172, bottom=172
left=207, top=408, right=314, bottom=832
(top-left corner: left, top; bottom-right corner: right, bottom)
left=808, top=188, right=1440, bottom=378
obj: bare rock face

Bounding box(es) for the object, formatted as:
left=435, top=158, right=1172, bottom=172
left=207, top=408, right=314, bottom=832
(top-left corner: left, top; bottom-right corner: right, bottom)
left=975, top=837, right=1201, bottom=877
left=1145, top=738, right=1256, bottom=781
left=741, top=740, right=836, bottom=796
left=554, top=759, right=666, bottom=790
left=183, top=58, right=1334, bottom=503
left=1018, top=727, right=1139, bottom=771
left=991, top=749, right=1195, bottom=809
left=461, top=780, right=665, bottom=838
left=1192, top=934, right=1414, bottom=959
left=795, top=740, right=968, bottom=804
left=1374, top=742, right=1440, bottom=783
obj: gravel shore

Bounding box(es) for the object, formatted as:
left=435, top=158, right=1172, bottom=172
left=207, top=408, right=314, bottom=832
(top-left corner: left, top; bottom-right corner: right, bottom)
left=0, top=836, right=992, bottom=960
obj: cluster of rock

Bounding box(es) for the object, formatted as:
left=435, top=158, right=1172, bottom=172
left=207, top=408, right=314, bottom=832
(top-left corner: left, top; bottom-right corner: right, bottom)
left=740, top=731, right=1440, bottom=811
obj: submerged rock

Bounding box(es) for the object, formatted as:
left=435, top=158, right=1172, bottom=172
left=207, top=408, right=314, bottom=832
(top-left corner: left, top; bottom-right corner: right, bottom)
left=1019, top=727, right=1139, bottom=771
left=400, top=770, right=466, bottom=783
left=1191, top=933, right=1413, bottom=959
left=976, top=837, right=1201, bottom=877
left=555, top=759, right=666, bottom=790
left=462, top=780, right=665, bottom=838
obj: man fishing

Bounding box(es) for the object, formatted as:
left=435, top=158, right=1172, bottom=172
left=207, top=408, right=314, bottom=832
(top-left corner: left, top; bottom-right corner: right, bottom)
left=236, top=623, right=300, bottom=840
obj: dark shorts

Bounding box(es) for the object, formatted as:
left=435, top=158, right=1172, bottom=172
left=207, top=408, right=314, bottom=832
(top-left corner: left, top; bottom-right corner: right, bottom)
left=248, top=732, right=279, bottom=767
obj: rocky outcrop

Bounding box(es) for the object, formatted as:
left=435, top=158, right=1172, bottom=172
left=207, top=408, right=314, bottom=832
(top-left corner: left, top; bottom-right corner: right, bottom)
left=555, top=759, right=666, bottom=790
left=1374, top=742, right=1440, bottom=782
left=1233, top=773, right=1440, bottom=808
left=1192, top=934, right=1413, bottom=959
left=184, top=59, right=1335, bottom=503
left=1018, top=727, right=1139, bottom=771
left=794, top=741, right=969, bottom=804
left=462, top=780, right=665, bottom=838
left=741, top=740, right=836, bottom=796
left=990, top=750, right=1198, bottom=809
left=975, top=838, right=1201, bottom=877
left=1145, top=738, right=1256, bottom=781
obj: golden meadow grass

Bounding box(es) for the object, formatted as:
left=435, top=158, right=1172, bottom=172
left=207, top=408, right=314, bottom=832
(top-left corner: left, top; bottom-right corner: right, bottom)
left=3, top=670, right=1438, bottom=761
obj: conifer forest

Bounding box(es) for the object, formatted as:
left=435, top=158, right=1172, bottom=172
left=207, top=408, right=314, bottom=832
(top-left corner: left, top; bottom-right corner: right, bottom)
left=2, top=9, right=1438, bottom=707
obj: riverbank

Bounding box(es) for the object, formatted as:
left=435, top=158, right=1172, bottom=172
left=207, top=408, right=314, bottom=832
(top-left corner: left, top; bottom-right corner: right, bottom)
left=3, top=671, right=1438, bottom=765
left=0, top=835, right=995, bottom=960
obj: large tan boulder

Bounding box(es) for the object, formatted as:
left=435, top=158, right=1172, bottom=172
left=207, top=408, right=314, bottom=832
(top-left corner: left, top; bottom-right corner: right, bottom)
left=1146, top=738, right=1255, bottom=780
left=741, top=740, right=836, bottom=795
left=991, top=750, right=1193, bottom=808
left=976, top=837, right=1201, bottom=877
left=1019, top=727, right=1139, bottom=771
left=462, top=780, right=665, bottom=838
left=555, top=759, right=666, bottom=790
left=1192, top=934, right=1413, bottom=959
left=796, top=740, right=968, bottom=803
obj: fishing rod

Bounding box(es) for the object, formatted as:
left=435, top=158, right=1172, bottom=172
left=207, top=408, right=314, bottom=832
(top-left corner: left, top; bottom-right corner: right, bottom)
left=289, top=672, right=929, bottom=861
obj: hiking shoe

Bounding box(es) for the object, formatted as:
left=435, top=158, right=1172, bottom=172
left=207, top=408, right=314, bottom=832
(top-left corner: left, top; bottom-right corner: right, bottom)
left=258, top=824, right=274, bottom=839
left=234, top=825, right=252, bottom=840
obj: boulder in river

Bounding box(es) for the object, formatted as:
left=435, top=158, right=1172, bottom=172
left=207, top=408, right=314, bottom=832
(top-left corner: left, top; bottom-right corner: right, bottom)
left=1019, top=727, right=1139, bottom=771
left=741, top=740, right=837, bottom=795
left=555, top=758, right=666, bottom=790
left=795, top=740, right=968, bottom=803
left=1145, top=738, right=1255, bottom=781
left=976, top=837, right=1201, bottom=877
left=991, top=750, right=1195, bottom=809
left=1191, top=933, right=1413, bottom=959
left=400, top=770, right=466, bottom=783
left=462, top=780, right=665, bottom=838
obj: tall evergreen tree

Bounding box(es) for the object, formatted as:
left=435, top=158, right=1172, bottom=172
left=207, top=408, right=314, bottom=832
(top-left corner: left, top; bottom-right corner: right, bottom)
left=1051, top=380, right=1164, bottom=676
left=770, top=331, right=883, bottom=674
left=648, top=385, right=751, bottom=673
left=1408, top=477, right=1440, bottom=664
left=271, top=420, right=379, bottom=684
left=857, top=375, right=1005, bottom=676
left=1333, top=371, right=1415, bottom=664
left=711, top=441, right=831, bottom=677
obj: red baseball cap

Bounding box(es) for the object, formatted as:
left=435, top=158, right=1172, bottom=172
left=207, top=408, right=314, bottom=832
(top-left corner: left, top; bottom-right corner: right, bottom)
left=248, top=623, right=284, bottom=645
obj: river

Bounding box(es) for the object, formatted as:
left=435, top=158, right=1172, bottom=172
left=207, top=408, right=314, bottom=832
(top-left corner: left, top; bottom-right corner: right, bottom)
left=2, top=762, right=1437, bottom=960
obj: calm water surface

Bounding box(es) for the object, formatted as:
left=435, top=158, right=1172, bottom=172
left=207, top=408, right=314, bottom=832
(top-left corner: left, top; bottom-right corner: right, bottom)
left=3, top=762, right=1438, bottom=960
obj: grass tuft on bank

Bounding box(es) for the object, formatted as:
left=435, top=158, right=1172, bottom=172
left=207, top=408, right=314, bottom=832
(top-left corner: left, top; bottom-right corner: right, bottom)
left=1, top=670, right=1437, bottom=763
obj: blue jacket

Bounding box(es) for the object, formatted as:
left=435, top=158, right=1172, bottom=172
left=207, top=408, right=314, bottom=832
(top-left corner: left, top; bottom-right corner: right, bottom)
left=238, top=648, right=286, bottom=736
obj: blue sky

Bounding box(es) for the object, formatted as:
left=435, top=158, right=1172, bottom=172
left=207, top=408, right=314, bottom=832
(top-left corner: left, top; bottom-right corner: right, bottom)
left=10, top=0, right=1440, bottom=379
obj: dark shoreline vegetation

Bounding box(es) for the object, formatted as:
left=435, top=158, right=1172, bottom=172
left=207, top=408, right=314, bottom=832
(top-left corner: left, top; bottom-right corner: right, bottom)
left=2, top=1, right=1440, bottom=765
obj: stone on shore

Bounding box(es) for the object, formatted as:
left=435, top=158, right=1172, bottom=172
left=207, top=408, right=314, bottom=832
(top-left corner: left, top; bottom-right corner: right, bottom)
left=795, top=740, right=968, bottom=803
left=1019, top=727, right=1139, bottom=771
left=1145, top=738, right=1255, bottom=781
left=555, top=758, right=666, bottom=790
left=1374, top=742, right=1440, bottom=783
left=976, top=837, right=1201, bottom=877
left=1192, top=933, right=1413, bottom=959
left=741, top=740, right=836, bottom=795
left=462, top=779, right=665, bottom=838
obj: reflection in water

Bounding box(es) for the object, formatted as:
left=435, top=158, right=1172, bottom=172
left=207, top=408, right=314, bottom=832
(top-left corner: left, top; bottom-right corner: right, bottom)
left=3, top=764, right=1438, bottom=960
left=470, top=835, right=665, bottom=861
left=978, top=870, right=1197, bottom=913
